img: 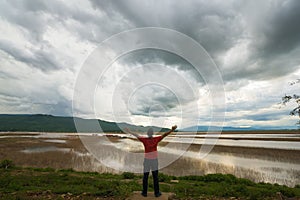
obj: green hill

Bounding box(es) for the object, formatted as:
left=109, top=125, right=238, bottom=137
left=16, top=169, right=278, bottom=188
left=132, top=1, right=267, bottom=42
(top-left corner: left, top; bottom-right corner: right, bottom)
left=0, top=114, right=169, bottom=133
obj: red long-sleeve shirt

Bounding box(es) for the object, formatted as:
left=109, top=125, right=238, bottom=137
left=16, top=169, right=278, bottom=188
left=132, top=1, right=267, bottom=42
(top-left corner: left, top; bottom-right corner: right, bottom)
left=138, top=136, right=163, bottom=159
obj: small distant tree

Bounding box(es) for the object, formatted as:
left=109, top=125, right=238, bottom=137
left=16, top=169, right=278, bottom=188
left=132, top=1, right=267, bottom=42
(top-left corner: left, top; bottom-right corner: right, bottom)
left=281, top=79, right=300, bottom=127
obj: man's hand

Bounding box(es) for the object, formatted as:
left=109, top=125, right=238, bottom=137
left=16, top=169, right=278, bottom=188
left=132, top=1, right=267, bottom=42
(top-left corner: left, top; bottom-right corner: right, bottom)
left=171, top=125, right=177, bottom=131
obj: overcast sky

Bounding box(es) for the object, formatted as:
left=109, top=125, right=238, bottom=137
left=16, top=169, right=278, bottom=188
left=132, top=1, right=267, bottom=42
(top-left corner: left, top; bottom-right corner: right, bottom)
left=0, top=0, right=299, bottom=128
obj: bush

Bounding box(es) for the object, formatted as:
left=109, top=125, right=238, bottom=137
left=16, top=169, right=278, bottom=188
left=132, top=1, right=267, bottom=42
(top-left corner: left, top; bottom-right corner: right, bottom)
left=179, top=175, right=204, bottom=181
left=203, top=173, right=237, bottom=183
left=97, top=181, right=120, bottom=196
left=58, top=168, right=75, bottom=173
left=279, top=186, right=295, bottom=197
left=122, top=172, right=135, bottom=179
left=0, top=159, right=14, bottom=169
left=32, top=167, right=55, bottom=172
left=158, top=173, right=172, bottom=182
left=237, top=178, right=255, bottom=186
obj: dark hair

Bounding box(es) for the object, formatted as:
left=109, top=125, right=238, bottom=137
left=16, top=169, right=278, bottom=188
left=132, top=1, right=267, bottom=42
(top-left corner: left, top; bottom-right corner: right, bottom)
left=147, top=128, right=153, bottom=137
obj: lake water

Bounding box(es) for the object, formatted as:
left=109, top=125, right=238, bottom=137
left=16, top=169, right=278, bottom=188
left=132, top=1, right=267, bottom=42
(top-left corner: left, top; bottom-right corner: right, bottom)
left=21, top=146, right=70, bottom=153
left=88, top=136, right=300, bottom=186
left=1, top=132, right=299, bottom=187
left=165, top=137, right=300, bottom=150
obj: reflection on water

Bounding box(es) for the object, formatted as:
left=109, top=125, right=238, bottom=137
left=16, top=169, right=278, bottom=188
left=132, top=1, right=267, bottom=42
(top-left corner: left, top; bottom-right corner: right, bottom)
left=165, top=137, right=300, bottom=150
left=21, top=146, right=70, bottom=153
left=43, top=139, right=67, bottom=143
left=171, top=147, right=300, bottom=186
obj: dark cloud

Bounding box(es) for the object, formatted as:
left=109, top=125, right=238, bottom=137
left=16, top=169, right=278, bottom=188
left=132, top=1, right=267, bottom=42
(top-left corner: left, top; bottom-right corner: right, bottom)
left=0, top=0, right=132, bottom=72
left=127, top=84, right=180, bottom=117
left=0, top=88, right=72, bottom=116
left=89, top=0, right=241, bottom=56
left=0, top=0, right=299, bottom=126
left=256, top=0, right=300, bottom=55
left=221, top=0, right=300, bottom=82
left=90, top=0, right=300, bottom=83
left=118, top=49, right=204, bottom=83
left=2, top=0, right=299, bottom=79
left=0, top=40, right=61, bottom=71
left=0, top=0, right=56, bottom=42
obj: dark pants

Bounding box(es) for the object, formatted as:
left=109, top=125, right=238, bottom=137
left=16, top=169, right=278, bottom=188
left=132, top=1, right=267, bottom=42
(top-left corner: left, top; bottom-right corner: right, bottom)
left=142, top=158, right=160, bottom=195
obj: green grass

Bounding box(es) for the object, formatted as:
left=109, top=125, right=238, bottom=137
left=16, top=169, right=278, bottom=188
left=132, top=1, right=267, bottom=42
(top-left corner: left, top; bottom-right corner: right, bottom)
left=1, top=161, right=300, bottom=199
left=0, top=167, right=140, bottom=199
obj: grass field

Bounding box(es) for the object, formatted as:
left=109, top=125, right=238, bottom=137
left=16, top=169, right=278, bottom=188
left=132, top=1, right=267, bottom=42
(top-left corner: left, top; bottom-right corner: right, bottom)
left=0, top=160, right=300, bottom=200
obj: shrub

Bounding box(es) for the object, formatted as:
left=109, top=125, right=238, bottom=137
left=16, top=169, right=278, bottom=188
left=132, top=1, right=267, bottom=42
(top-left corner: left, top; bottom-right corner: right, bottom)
left=158, top=173, right=172, bottom=182
left=58, top=168, right=75, bottom=173
left=0, top=159, right=14, bottom=169
left=179, top=175, right=204, bottom=181
left=122, top=172, right=135, bottom=179
left=203, top=173, right=237, bottom=183
left=279, top=186, right=295, bottom=197
left=32, top=167, right=55, bottom=172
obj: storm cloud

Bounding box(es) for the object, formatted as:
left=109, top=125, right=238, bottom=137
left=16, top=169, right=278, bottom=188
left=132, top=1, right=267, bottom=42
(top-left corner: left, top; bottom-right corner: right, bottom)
left=0, top=0, right=299, bottom=127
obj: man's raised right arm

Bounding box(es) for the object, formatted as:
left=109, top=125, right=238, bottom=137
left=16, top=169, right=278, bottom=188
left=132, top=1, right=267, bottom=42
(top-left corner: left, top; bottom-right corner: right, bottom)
left=124, top=127, right=139, bottom=138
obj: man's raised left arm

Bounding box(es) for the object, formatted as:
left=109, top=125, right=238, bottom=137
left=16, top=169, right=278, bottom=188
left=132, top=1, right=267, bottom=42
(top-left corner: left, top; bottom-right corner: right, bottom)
left=161, top=125, right=177, bottom=139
